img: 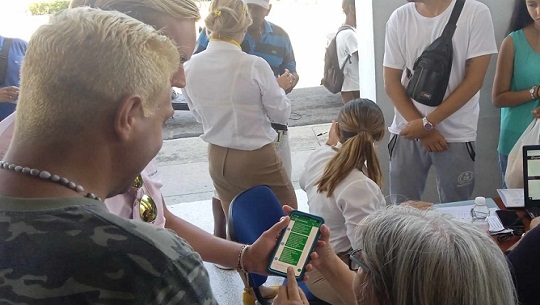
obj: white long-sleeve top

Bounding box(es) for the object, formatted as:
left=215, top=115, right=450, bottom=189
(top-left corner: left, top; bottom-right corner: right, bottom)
left=182, top=40, right=291, bottom=151
left=299, top=145, right=386, bottom=253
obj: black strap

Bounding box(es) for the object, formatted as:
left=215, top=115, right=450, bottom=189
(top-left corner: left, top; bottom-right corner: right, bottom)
left=0, top=38, right=12, bottom=85
left=335, top=26, right=354, bottom=71
left=441, top=0, right=465, bottom=39
left=271, top=123, right=288, bottom=131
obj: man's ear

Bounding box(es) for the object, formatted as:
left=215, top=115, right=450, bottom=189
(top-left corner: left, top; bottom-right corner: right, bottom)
left=113, top=94, right=144, bottom=142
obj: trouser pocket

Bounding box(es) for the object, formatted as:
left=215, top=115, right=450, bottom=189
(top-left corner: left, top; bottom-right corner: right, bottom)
left=466, top=142, right=476, bottom=162
left=388, top=134, right=398, bottom=160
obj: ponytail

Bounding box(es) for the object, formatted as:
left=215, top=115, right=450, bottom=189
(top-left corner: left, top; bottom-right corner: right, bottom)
left=317, top=131, right=382, bottom=197
left=315, top=98, right=384, bottom=197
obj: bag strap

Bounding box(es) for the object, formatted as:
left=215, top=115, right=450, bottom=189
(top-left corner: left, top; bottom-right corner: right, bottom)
left=340, top=54, right=352, bottom=71
left=334, top=26, right=354, bottom=71
left=441, top=0, right=465, bottom=39
left=0, top=38, right=13, bottom=85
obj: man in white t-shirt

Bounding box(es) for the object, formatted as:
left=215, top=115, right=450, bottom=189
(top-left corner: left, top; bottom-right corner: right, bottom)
left=383, top=0, right=497, bottom=203
left=337, top=0, right=359, bottom=104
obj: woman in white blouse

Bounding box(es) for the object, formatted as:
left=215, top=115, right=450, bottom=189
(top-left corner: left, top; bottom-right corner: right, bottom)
left=183, top=0, right=297, bottom=218
left=299, top=98, right=386, bottom=305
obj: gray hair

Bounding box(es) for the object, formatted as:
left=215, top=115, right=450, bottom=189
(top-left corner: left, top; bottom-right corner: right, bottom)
left=355, top=206, right=517, bottom=305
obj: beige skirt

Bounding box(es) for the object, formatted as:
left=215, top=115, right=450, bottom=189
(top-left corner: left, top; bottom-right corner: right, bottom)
left=208, top=143, right=297, bottom=217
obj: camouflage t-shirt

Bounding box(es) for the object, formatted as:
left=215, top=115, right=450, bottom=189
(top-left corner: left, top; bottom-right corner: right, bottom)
left=0, top=195, right=218, bottom=305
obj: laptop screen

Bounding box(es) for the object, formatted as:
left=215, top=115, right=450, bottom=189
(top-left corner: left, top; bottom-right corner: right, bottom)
left=523, top=145, right=540, bottom=206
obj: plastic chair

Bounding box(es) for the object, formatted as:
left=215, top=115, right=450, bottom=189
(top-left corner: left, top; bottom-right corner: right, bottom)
left=228, top=185, right=330, bottom=305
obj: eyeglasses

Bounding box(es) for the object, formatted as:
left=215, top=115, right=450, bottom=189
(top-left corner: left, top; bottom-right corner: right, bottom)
left=133, top=175, right=158, bottom=223
left=348, top=249, right=369, bottom=272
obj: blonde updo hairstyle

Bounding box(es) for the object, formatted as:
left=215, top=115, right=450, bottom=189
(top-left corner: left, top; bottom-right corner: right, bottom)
left=205, top=0, right=252, bottom=40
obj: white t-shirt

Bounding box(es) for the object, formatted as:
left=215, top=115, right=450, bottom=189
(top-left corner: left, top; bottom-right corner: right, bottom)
left=299, top=145, right=386, bottom=253
left=183, top=41, right=290, bottom=151
left=383, top=0, right=497, bottom=142
left=336, top=28, right=359, bottom=92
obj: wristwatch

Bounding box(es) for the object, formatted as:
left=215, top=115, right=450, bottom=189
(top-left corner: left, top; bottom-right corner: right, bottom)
left=422, top=117, right=433, bottom=131
left=531, top=86, right=538, bottom=100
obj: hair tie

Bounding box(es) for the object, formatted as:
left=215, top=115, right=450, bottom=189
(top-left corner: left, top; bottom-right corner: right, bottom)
left=213, top=9, right=221, bottom=16
left=341, top=130, right=358, bottom=139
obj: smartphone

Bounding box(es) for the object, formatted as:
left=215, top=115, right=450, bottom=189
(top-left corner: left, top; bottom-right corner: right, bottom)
left=495, top=210, right=524, bottom=231
left=266, top=210, right=324, bottom=280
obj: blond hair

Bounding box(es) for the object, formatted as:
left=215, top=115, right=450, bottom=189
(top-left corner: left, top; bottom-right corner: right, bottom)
left=70, top=0, right=200, bottom=22
left=356, top=206, right=518, bottom=305
left=317, top=98, right=384, bottom=197
left=205, top=0, right=252, bottom=40
left=16, top=7, right=179, bottom=141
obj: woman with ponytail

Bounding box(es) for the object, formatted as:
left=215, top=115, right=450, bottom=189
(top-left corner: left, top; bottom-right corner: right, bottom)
left=299, top=98, right=386, bottom=305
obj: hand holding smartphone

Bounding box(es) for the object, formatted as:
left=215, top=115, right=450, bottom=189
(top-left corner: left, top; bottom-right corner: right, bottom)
left=267, top=210, right=324, bottom=280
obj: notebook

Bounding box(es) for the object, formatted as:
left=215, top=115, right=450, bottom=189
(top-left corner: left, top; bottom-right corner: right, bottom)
left=522, top=145, right=540, bottom=218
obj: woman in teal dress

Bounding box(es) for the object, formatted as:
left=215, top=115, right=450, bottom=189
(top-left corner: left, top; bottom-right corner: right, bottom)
left=493, top=0, right=540, bottom=187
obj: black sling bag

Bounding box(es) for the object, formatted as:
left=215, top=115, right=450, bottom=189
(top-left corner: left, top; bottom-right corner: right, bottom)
left=406, top=0, right=465, bottom=107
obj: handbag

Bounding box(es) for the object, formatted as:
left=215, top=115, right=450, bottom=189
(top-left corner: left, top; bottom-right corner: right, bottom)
left=405, top=0, right=465, bottom=107
left=505, top=119, right=540, bottom=188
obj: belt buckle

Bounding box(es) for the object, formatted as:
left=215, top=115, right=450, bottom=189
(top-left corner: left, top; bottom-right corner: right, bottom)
left=276, top=130, right=283, bottom=143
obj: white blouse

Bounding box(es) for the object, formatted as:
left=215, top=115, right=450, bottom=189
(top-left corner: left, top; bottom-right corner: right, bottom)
left=182, top=40, right=290, bottom=151
left=299, top=145, right=386, bottom=253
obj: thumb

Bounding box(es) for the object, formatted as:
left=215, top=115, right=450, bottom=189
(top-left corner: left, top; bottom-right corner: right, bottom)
left=263, top=215, right=290, bottom=240
left=282, top=204, right=295, bottom=215
left=319, top=224, right=330, bottom=244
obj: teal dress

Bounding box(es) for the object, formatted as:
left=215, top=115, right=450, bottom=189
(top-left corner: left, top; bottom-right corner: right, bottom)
left=498, top=29, right=540, bottom=156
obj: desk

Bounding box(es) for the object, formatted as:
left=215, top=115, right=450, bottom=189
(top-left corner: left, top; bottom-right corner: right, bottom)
left=493, top=197, right=530, bottom=251
left=435, top=198, right=530, bottom=251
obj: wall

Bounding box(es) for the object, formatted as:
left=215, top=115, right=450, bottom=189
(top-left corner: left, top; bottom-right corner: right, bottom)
left=358, top=0, right=514, bottom=202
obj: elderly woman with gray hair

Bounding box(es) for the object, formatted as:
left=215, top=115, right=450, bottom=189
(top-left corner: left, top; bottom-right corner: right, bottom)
left=300, top=206, right=518, bottom=305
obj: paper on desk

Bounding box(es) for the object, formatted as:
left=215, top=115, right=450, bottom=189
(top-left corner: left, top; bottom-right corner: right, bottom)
left=434, top=205, right=510, bottom=234
left=496, top=188, right=525, bottom=208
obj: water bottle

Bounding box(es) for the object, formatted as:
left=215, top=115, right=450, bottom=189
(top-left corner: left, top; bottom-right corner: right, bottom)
left=471, top=196, right=490, bottom=232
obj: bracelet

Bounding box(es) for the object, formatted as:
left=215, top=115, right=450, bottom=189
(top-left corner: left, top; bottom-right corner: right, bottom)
left=532, top=86, right=538, bottom=100
left=236, top=245, right=250, bottom=273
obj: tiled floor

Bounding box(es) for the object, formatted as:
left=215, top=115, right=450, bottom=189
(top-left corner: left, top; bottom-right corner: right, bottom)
left=168, top=190, right=310, bottom=305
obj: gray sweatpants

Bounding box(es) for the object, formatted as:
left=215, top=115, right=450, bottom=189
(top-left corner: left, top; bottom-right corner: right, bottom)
left=388, top=134, right=475, bottom=204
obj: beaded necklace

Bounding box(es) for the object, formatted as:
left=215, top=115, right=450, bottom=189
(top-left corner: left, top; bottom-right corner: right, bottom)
left=0, top=160, right=101, bottom=201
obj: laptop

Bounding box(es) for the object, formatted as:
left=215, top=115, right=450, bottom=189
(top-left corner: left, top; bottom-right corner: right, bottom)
left=523, top=145, right=540, bottom=218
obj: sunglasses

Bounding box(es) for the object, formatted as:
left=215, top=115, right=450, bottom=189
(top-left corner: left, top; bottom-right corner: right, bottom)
left=349, top=249, right=369, bottom=272
left=133, top=175, right=158, bottom=223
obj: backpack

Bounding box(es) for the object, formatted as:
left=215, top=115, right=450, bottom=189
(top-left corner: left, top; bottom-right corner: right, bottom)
left=321, top=26, right=353, bottom=94
left=405, top=0, right=465, bottom=107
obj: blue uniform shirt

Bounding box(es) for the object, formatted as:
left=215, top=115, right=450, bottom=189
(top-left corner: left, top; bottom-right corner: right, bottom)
left=0, top=36, right=27, bottom=121
left=194, top=21, right=296, bottom=77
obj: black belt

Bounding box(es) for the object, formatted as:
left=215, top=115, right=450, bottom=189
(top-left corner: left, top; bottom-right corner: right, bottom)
left=271, top=123, right=288, bottom=131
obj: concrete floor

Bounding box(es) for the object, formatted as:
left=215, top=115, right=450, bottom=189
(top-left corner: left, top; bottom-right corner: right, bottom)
left=158, top=117, right=503, bottom=303
left=168, top=190, right=310, bottom=305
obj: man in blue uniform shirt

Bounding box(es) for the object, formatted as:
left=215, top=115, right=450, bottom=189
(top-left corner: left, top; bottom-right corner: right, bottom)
left=0, top=35, right=27, bottom=121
